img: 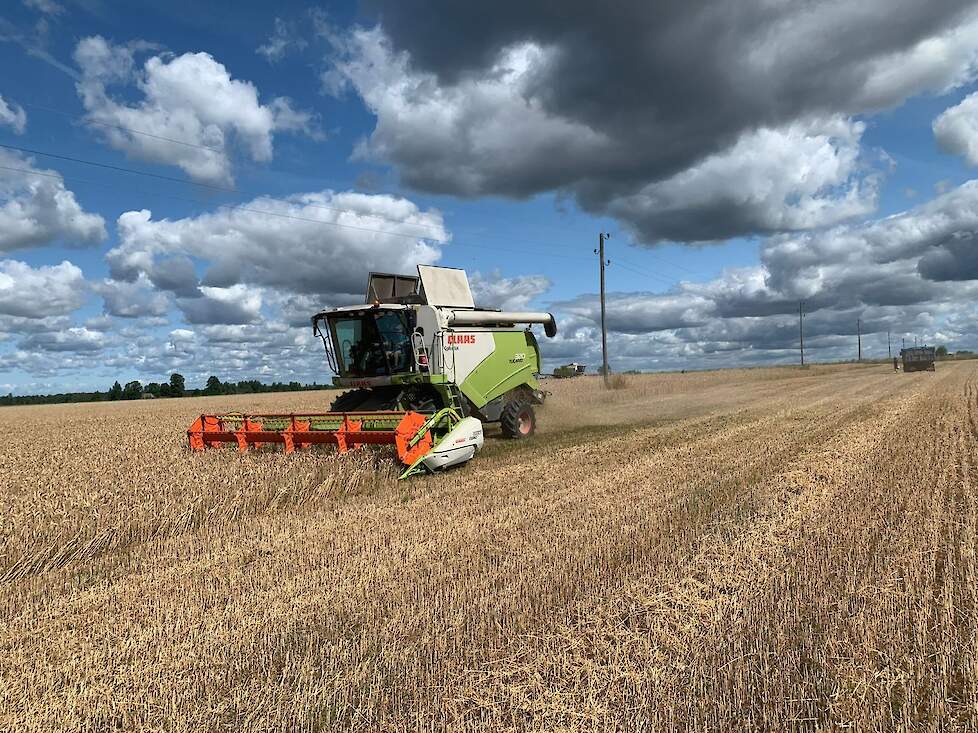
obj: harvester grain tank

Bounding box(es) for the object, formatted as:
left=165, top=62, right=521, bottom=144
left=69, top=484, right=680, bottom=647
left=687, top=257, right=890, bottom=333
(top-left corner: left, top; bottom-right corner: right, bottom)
left=900, top=346, right=936, bottom=372
left=187, top=265, right=557, bottom=478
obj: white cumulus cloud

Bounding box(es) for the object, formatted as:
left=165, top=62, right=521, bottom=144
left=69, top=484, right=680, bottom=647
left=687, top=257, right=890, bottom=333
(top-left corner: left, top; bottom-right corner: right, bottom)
left=934, top=92, right=978, bottom=165
left=0, top=259, right=88, bottom=318
left=0, top=94, right=26, bottom=133
left=0, top=150, right=106, bottom=252
left=469, top=270, right=551, bottom=311
left=74, top=36, right=316, bottom=184
left=109, top=191, right=446, bottom=305
left=605, top=117, right=883, bottom=242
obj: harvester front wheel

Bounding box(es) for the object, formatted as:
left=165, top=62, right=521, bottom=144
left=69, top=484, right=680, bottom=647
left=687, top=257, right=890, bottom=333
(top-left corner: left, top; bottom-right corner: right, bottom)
left=501, top=399, right=536, bottom=439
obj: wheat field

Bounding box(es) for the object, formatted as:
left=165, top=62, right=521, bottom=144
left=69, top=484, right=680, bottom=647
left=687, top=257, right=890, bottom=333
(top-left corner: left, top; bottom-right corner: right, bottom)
left=1, top=362, right=976, bottom=731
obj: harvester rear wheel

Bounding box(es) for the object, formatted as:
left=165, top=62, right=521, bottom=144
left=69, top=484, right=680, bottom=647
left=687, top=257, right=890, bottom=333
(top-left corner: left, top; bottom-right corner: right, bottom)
left=501, top=399, right=536, bottom=439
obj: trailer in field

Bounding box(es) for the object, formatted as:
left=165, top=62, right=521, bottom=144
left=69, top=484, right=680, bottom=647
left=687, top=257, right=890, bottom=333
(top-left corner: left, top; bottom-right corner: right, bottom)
left=553, top=362, right=587, bottom=378
left=901, top=346, right=936, bottom=372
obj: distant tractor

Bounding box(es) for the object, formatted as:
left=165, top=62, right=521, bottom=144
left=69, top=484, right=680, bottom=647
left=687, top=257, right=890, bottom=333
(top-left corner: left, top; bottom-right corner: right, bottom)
left=901, top=346, right=936, bottom=372
left=553, top=362, right=587, bottom=379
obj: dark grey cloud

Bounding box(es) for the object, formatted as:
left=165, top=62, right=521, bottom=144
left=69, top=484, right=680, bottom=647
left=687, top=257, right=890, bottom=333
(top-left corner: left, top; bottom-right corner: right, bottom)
left=330, top=0, right=978, bottom=242
left=0, top=314, right=71, bottom=337
left=20, top=327, right=107, bottom=353
left=176, top=286, right=262, bottom=325
left=98, top=276, right=170, bottom=318
left=110, top=193, right=444, bottom=298
left=469, top=270, right=551, bottom=310
left=556, top=291, right=710, bottom=334
left=365, top=0, right=975, bottom=134
left=917, top=232, right=978, bottom=281
left=146, top=255, right=200, bottom=297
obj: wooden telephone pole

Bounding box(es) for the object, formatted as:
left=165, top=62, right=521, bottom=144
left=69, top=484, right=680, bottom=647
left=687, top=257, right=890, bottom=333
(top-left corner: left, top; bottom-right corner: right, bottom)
left=857, top=318, right=862, bottom=362
left=799, top=301, right=805, bottom=366
left=596, top=232, right=611, bottom=387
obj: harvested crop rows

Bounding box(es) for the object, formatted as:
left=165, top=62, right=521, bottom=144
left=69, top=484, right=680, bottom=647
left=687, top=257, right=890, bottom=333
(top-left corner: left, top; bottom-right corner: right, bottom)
left=1, top=362, right=976, bottom=731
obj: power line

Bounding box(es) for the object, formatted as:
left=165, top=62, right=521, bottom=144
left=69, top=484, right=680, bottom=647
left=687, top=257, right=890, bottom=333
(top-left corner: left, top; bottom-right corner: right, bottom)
left=25, top=100, right=488, bottom=240
left=0, top=162, right=447, bottom=242
left=0, top=142, right=449, bottom=237
left=14, top=104, right=707, bottom=280
left=0, top=142, right=240, bottom=191
left=0, top=140, right=697, bottom=288
left=0, top=163, right=606, bottom=266
left=4, top=158, right=692, bottom=290
left=21, top=102, right=227, bottom=154
left=612, top=259, right=683, bottom=288
left=615, top=251, right=702, bottom=278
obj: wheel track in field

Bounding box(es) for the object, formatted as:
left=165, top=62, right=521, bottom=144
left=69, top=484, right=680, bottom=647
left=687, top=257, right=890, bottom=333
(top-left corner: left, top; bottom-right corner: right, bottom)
left=0, top=367, right=909, bottom=586
left=0, top=366, right=961, bottom=731
left=447, top=365, right=978, bottom=730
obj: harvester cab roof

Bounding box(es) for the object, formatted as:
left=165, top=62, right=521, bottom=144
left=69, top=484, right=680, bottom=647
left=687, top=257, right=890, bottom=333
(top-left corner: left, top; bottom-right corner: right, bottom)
left=189, top=265, right=558, bottom=479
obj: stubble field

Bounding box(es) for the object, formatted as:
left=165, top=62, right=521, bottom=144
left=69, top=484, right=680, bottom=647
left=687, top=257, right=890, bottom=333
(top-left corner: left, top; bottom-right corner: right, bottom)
left=1, top=362, right=976, bottom=731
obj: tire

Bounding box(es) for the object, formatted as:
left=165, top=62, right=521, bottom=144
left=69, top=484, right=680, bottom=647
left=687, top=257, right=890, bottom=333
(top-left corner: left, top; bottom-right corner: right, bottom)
left=329, top=388, right=371, bottom=412
left=500, top=399, right=536, bottom=439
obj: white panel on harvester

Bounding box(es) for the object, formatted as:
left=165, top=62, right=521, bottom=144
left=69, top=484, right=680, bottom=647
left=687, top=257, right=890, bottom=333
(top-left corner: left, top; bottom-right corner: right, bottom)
left=418, top=265, right=475, bottom=308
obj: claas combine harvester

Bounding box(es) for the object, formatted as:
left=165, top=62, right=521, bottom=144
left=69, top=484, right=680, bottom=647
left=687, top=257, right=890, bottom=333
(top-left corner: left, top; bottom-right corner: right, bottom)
left=187, top=266, right=557, bottom=478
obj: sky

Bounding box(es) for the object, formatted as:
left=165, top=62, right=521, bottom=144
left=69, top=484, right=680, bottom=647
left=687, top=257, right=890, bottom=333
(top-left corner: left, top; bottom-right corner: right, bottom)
left=4, top=0, right=978, bottom=393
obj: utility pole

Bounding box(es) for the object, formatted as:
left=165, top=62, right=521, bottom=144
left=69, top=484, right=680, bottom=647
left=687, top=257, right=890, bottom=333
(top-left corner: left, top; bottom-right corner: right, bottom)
left=799, top=301, right=805, bottom=366
left=857, top=318, right=862, bottom=362
left=596, top=232, right=611, bottom=386
left=887, top=330, right=891, bottom=359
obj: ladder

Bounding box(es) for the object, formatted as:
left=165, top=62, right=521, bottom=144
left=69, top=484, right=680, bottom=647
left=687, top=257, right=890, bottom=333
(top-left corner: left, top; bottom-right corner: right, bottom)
left=443, top=383, right=466, bottom=413
left=411, top=330, right=431, bottom=372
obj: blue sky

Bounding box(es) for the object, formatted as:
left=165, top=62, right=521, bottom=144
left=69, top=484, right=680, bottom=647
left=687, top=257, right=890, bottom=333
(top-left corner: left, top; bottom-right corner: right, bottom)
left=3, top=0, right=978, bottom=393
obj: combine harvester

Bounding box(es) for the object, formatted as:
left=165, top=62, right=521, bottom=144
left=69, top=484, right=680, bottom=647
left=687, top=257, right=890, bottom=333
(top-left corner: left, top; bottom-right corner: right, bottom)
left=188, top=266, right=557, bottom=478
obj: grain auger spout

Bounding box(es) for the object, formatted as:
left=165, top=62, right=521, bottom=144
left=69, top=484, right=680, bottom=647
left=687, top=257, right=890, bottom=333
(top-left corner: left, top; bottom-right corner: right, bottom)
left=187, top=408, right=484, bottom=480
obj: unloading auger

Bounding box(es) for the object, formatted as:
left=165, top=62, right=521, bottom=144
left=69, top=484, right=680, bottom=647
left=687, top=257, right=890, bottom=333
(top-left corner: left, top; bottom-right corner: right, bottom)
left=187, top=407, right=484, bottom=480
left=186, top=265, right=558, bottom=479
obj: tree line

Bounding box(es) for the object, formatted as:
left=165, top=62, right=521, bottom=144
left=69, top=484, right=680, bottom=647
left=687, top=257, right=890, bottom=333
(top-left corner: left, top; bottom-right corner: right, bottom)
left=1, top=373, right=334, bottom=407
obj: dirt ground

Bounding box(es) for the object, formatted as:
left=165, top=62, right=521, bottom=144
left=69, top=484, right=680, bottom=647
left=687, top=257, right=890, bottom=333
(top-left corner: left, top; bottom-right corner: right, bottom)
left=1, top=362, right=975, bottom=731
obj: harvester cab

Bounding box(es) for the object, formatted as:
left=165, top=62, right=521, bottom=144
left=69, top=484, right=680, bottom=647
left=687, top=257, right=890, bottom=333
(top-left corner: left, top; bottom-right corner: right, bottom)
left=188, top=265, right=557, bottom=478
